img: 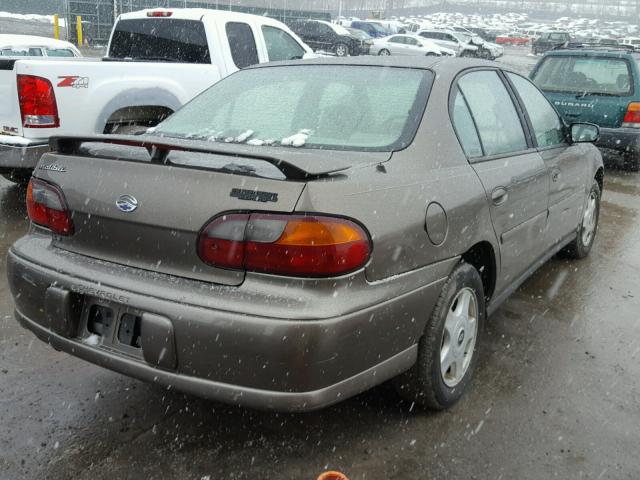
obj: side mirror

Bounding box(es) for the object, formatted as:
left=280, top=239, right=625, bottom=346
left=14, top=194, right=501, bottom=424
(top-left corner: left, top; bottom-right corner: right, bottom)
left=570, top=123, right=600, bottom=143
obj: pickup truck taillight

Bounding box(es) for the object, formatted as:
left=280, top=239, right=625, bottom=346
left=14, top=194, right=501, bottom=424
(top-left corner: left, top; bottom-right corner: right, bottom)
left=198, top=213, right=371, bottom=277
left=622, top=102, right=640, bottom=128
left=26, top=178, right=73, bottom=235
left=17, top=75, right=60, bottom=128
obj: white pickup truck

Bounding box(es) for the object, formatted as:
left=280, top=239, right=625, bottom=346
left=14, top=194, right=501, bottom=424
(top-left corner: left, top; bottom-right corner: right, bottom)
left=0, top=8, right=313, bottom=183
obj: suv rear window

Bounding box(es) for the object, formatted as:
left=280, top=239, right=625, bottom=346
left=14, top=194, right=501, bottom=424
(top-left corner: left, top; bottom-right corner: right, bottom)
left=109, top=19, right=210, bottom=63
left=154, top=65, right=432, bottom=152
left=532, top=55, right=632, bottom=96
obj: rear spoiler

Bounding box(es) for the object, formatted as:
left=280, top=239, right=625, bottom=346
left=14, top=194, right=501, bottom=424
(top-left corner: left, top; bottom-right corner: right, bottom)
left=49, top=134, right=353, bottom=180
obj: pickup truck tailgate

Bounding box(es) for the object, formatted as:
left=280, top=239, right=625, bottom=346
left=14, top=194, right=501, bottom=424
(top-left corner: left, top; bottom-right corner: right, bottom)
left=34, top=147, right=306, bottom=287
left=0, top=60, right=23, bottom=137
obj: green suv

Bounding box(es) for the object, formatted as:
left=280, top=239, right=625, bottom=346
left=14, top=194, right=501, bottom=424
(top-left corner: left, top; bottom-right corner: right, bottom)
left=531, top=45, right=640, bottom=170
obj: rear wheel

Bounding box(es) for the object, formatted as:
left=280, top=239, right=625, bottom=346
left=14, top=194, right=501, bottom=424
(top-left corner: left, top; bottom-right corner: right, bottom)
left=378, top=48, right=391, bottom=56
left=334, top=43, right=349, bottom=57
left=563, top=180, right=601, bottom=259
left=394, top=263, right=485, bottom=410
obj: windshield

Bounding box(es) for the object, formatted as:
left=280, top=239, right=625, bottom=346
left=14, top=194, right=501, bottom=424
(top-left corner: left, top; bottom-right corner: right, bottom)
left=155, top=65, right=431, bottom=151
left=108, top=18, right=210, bottom=63
left=533, top=55, right=632, bottom=95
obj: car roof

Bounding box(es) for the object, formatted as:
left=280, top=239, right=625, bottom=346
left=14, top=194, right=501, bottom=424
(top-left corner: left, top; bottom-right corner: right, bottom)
left=544, top=48, right=637, bottom=58
left=247, top=56, right=518, bottom=76
left=0, top=34, right=77, bottom=50
left=120, top=7, right=290, bottom=28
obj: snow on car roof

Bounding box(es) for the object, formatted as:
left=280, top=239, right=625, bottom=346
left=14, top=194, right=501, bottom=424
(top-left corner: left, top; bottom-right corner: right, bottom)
left=0, top=34, right=78, bottom=51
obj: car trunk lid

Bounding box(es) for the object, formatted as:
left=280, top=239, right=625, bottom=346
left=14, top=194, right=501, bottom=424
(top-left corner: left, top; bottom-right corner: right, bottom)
left=543, top=90, right=629, bottom=128
left=34, top=135, right=387, bottom=286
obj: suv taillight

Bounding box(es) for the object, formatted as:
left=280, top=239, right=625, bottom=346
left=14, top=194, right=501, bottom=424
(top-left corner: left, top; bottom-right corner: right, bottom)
left=26, top=178, right=73, bottom=235
left=198, top=213, right=371, bottom=277
left=622, top=102, right=640, bottom=128
left=17, top=75, right=60, bottom=128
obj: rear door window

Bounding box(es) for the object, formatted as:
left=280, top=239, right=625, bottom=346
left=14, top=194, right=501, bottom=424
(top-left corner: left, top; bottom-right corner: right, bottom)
left=452, top=89, right=483, bottom=158
left=226, top=22, right=259, bottom=69
left=532, top=55, right=632, bottom=96
left=262, top=26, right=305, bottom=61
left=458, top=70, right=528, bottom=157
left=109, top=19, right=210, bottom=63
left=507, top=73, right=566, bottom=148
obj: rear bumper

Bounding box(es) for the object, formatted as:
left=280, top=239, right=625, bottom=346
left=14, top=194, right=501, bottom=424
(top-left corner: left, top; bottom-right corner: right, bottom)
left=7, top=235, right=449, bottom=411
left=596, top=127, right=640, bottom=155
left=0, top=137, right=48, bottom=170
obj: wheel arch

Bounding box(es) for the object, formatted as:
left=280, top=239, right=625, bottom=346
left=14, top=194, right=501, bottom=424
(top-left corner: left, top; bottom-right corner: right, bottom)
left=95, top=88, right=182, bottom=133
left=595, top=166, right=604, bottom=193
left=461, top=241, right=497, bottom=303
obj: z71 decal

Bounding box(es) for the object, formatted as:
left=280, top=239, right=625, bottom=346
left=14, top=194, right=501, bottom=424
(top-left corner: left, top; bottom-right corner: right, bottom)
left=57, top=76, right=89, bottom=89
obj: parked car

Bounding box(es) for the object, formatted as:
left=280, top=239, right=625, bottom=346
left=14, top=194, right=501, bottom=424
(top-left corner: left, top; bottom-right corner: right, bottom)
left=495, top=32, right=531, bottom=46
left=345, top=27, right=374, bottom=52
left=418, top=29, right=500, bottom=59
left=456, top=31, right=504, bottom=59
left=531, top=31, right=571, bottom=54
left=531, top=45, right=640, bottom=170
left=349, top=21, right=390, bottom=39
left=8, top=57, right=603, bottom=412
left=0, top=8, right=313, bottom=184
left=620, top=37, right=640, bottom=50
left=371, top=34, right=448, bottom=56
left=0, top=34, right=81, bottom=57
left=417, top=29, right=479, bottom=57
left=289, top=19, right=366, bottom=57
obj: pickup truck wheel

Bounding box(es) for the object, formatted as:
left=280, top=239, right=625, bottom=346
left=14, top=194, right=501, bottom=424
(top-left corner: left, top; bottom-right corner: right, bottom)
left=563, top=180, right=601, bottom=259
left=1, top=169, right=31, bottom=185
left=334, top=43, right=350, bottom=57
left=393, top=263, right=485, bottom=410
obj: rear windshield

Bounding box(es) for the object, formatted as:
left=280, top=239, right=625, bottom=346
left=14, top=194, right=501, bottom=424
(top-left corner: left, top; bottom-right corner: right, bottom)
left=154, top=65, right=432, bottom=152
left=532, top=55, right=632, bottom=96
left=108, top=19, right=210, bottom=63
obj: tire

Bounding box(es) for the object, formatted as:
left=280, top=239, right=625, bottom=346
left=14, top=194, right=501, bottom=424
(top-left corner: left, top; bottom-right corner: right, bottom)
left=1, top=169, right=31, bottom=185
left=334, top=43, right=349, bottom=57
left=623, top=153, right=640, bottom=172
left=378, top=48, right=391, bottom=56
left=563, top=180, right=601, bottom=259
left=394, top=263, right=485, bottom=410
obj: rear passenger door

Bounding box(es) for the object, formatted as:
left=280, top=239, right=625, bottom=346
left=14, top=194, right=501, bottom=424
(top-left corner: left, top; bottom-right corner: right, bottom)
left=506, top=72, right=586, bottom=247
left=452, top=69, right=550, bottom=289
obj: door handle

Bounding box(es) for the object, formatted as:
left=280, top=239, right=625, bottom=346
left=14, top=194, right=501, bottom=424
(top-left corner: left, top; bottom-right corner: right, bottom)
left=552, top=169, right=560, bottom=182
left=491, top=187, right=508, bottom=205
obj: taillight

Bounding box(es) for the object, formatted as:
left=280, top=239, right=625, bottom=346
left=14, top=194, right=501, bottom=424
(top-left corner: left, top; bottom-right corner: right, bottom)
left=198, top=213, right=371, bottom=277
left=622, top=102, right=640, bottom=127
left=26, top=178, right=73, bottom=235
left=147, top=10, right=172, bottom=17
left=17, top=75, right=59, bottom=128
